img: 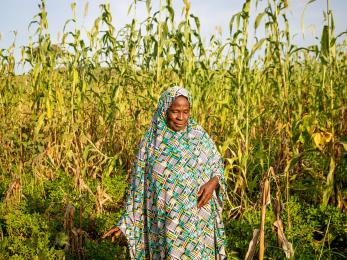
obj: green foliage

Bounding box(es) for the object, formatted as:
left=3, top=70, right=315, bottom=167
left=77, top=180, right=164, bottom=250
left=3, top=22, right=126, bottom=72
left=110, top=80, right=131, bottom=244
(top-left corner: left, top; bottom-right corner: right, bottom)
left=225, top=200, right=347, bottom=259
left=0, top=209, right=64, bottom=259
left=0, top=0, right=346, bottom=258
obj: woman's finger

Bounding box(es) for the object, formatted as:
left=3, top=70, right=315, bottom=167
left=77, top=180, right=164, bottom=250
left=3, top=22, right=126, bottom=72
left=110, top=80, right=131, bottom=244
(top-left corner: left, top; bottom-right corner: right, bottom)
left=197, top=186, right=205, bottom=196
left=200, top=196, right=208, bottom=207
left=102, top=230, right=112, bottom=239
left=197, top=189, right=205, bottom=204
left=198, top=192, right=208, bottom=208
left=116, top=229, right=122, bottom=236
left=199, top=193, right=213, bottom=208
left=102, top=227, right=120, bottom=239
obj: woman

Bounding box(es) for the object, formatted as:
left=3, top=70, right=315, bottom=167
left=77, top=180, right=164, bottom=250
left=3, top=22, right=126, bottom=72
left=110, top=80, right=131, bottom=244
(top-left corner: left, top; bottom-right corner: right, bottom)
left=104, top=86, right=226, bottom=259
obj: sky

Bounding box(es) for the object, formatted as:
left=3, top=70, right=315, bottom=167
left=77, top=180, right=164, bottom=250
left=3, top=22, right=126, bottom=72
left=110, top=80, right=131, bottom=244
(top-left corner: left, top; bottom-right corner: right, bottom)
left=1, top=0, right=346, bottom=60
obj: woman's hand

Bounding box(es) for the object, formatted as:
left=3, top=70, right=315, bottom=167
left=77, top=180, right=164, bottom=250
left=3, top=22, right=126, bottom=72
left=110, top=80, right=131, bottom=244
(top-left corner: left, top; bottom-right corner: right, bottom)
left=197, top=176, right=220, bottom=208
left=102, top=226, right=123, bottom=242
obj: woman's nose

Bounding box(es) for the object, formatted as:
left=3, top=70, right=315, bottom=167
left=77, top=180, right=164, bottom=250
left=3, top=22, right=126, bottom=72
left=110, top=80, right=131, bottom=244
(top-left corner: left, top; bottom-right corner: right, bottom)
left=177, top=113, right=183, bottom=120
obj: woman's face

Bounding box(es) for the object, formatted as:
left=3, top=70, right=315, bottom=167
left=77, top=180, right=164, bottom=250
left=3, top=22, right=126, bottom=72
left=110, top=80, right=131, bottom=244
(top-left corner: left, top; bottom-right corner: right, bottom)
left=167, top=95, right=190, bottom=131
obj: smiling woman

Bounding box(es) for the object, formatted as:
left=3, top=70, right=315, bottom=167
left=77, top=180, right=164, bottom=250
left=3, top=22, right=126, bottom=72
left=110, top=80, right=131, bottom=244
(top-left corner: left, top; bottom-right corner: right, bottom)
left=166, top=95, right=190, bottom=132
left=103, top=86, right=226, bottom=259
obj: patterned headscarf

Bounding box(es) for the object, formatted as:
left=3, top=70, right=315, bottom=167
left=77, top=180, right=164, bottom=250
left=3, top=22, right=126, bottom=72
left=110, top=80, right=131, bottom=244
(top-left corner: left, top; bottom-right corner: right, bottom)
left=118, top=86, right=226, bottom=259
left=151, top=86, right=193, bottom=133
left=153, top=86, right=192, bottom=122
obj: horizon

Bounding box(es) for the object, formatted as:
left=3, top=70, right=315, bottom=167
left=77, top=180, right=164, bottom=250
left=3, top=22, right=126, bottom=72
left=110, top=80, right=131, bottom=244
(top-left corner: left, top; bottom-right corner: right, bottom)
left=1, top=0, right=346, bottom=70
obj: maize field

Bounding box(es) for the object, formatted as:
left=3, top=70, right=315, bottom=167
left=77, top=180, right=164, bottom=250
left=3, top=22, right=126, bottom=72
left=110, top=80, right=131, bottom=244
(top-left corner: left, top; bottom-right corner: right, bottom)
left=0, top=0, right=346, bottom=258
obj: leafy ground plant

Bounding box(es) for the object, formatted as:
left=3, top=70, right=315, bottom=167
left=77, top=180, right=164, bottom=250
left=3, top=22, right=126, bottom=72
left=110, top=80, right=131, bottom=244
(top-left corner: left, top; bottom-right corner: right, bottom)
left=0, top=0, right=346, bottom=258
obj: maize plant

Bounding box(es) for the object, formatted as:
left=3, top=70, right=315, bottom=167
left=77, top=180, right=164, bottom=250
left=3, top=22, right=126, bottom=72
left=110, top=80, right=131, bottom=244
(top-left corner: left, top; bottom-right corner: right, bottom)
left=0, top=0, right=346, bottom=258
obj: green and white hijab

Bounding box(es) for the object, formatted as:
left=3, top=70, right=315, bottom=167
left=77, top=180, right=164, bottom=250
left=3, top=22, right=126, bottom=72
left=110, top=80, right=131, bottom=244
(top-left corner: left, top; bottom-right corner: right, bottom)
left=119, top=86, right=226, bottom=259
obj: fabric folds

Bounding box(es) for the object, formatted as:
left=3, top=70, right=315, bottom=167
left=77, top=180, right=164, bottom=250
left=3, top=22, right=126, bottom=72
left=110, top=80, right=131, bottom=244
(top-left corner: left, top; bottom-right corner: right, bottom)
left=118, top=86, right=226, bottom=259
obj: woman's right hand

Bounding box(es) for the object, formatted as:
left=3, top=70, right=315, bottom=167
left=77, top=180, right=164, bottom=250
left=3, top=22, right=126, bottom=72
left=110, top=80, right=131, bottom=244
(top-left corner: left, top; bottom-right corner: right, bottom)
left=102, top=226, right=123, bottom=242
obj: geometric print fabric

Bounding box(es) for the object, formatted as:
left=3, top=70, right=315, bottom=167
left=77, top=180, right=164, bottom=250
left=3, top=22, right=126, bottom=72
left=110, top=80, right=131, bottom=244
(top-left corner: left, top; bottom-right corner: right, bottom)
left=118, top=86, right=226, bottom=259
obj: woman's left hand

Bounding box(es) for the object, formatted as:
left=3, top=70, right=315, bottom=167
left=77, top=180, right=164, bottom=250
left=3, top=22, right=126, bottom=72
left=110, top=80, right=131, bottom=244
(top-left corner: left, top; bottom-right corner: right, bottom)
left=197, top=176, right=220, bottom=208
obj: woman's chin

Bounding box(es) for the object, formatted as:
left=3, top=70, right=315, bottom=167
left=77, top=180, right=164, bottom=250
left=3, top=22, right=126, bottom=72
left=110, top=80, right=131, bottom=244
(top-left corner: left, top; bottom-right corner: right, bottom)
left=169, top=123, right=187, bottom=131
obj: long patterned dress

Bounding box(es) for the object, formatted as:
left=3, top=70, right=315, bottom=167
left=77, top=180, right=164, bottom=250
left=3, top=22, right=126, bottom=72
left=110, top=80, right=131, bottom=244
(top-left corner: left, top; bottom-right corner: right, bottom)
left=118, top=87, right=226, bottom=259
